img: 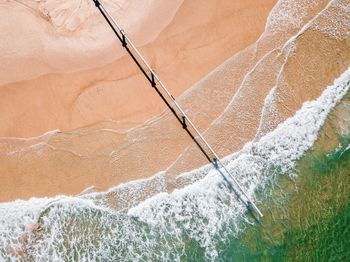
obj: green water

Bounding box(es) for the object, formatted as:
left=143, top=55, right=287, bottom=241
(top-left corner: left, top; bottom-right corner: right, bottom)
left=217, top=95, right=350, bottom=261
left=4, top=92, right=349, bottom=261
left=24, top=123, right=350, bottom=261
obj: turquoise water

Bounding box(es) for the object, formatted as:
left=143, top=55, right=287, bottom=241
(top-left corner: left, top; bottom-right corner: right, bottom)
left=1, top=75, right=350, bottom=261
left=220, top=93, right=350, bottom=261
left=221, top=137, right=350, bottom=261
left=21, top=124, right=350, bottom=261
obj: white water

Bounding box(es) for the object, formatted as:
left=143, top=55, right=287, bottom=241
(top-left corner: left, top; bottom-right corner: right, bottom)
left=1, top=67, right=349, bottom=261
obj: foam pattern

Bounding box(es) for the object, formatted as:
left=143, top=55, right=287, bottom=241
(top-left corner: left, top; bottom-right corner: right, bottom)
left=1, top=67, right=349, bottom=261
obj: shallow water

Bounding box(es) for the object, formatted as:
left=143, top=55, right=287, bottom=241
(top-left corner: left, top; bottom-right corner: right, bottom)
left=1, top=67, right=349, bottom=261
left=221, top=93, right=350, bottom=261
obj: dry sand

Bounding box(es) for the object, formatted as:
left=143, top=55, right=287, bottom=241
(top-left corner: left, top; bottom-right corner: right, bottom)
left=1, top=0, right=349, bottom=202
left=0, top=0, right=276, bottom=137
left=0, top=0, right=277, bottom=201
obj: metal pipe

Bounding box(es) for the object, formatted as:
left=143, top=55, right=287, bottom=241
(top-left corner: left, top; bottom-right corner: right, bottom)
left=93, top=0, right=263, bottom=218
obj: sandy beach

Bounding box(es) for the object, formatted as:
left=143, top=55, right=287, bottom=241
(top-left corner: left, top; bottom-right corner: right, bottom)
left=0, top=0, right=276, bottom=201
left=1, top=1, right=350, bottom=261
left=1, top=0, right=349, bottom=202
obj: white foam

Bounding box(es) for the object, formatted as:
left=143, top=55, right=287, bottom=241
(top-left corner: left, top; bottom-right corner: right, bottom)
left=264, top=0, right=322, bottom=35
left=127, top=66, right=350, bottom=259
left=1, top=67, right=349, bottom=261
left=0, top=197, right=53, bottom=260
left=311, top=0, right=350, bottom=40
left=0, top=129, right=60, bottom=141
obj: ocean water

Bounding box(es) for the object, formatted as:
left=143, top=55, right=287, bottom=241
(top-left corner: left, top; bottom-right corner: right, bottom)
left=1, top=65, right=349, bottom=261
left=221, top=94, right=350, bottom=261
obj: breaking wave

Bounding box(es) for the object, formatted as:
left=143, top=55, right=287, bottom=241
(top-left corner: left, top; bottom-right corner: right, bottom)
left=1, top=67, right=349, bottom=261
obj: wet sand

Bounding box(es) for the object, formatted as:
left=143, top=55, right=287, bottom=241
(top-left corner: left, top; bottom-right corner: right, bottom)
left=0, top=0, right=277, bottom=201
left=2, top=0, right=349, bottom=202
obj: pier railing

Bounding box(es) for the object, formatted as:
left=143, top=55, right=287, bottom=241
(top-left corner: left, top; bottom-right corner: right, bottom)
left=92, top=0, right=263, bottom=218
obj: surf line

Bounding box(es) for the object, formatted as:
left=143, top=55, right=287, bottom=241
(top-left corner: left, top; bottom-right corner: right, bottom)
left=91, top=0, right=263, bottom=218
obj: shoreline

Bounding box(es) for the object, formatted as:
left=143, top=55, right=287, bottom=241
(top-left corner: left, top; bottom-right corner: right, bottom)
left=0, top=0, right=277, bottom=202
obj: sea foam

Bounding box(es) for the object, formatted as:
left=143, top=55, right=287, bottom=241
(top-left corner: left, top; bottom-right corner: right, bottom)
left=1, top=69, right=349, bottom=261
left=127, top=67, right=350, bottom=259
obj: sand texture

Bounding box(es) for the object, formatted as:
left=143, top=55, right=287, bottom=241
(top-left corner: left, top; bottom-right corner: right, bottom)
left=1, top=0, right=349, bottom=202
